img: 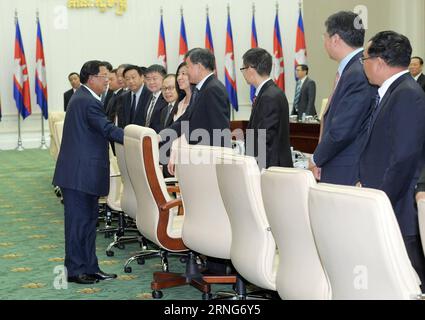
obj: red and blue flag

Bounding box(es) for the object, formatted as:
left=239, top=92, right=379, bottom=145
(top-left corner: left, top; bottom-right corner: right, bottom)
left=225, top=13, right=238, bottom=111
left=157, top=14, right=167, bottom=70
left=35, top=18, right=48, bottom=120
left=14, top=19, right=32, bottom=119
left=295, top=9, right=308, bottom=78
left=178, top=14, right=188, bottom=63
left=273, top=12, right=285, bottom=92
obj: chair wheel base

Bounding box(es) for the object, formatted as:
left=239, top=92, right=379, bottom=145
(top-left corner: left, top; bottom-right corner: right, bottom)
left=152, top=290, right=163, bottom=299
left=202, top=293, right=212, bottom=300
left=124, top=267, right=132, bottom=273
left=106, top=250, right=114, bottom=257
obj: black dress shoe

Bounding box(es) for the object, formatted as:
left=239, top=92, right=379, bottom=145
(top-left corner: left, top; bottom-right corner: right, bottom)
left=90, top=270, right=117, bottom=281
left=68, top=274, right=99, bottom=284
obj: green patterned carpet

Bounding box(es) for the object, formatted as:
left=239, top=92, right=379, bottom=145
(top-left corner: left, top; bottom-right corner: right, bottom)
left=0, top=149, right=218, bottom=300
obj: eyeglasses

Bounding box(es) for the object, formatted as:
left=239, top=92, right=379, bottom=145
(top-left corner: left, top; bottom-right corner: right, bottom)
left=161, top=86, right=176, bottom=92
left=92, top=75, right=109, bottom=80
left=240, top=66, right=255, bottom=71
left=359, top=56, right=376, bottom=65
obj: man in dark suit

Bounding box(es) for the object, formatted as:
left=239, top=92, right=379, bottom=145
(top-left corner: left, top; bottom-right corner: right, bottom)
left=292, top=64, right=317, bottom=118
left=105, top=65, right=129, bottom=123
left=240, top=47, right=292, bottom=169
left=117, top=65, right=150, bottom=128
left=409, top=56, right=425, bottom=92
left=100, top=61, right=114, bottom=109
left=53, top=61, right=124, bottom=285
left=160, top=74, right=179, bottom=130
left=309, top=11, right=377, bottom=185
left=63, top=72, right=80, bottom=111
left=143, top=64, right=168, bottom=133
left=359, top=31, right=425, bottom=289
left=160, top=48, right=230, bottom=175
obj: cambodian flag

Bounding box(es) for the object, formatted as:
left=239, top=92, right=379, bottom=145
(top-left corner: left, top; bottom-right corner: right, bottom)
left=273, top=12, right=285, bottom=92
left=157, top=14, right=167, bottom=71
left=205, top=13, right=214, bottom=54
left=35, top=18, right=48, bottom=120
left=295, top=9, right=308, bottom=78
left=250, top=13, right=258, bottom=102
left=178, top=15, right=188, bottom=64
left=224, top=13, right=238, bottom=111
left=14, top=19, right=32, bottom=119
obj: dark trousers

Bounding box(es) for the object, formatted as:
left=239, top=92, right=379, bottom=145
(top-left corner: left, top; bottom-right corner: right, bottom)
left=403, top=235, right=425, bottom=293
left=62, top=188, right=100, bottom=277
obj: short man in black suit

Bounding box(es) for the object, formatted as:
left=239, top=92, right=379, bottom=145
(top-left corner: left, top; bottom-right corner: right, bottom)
left=291, top=64, right=317, bottom=119
left=105, top=64, right=129, bottom=123
left=241, top=47, right=293, bottom=169
left=359, top=31, right=425, bottom=289
left=161, top=48, right=231, bottom=175
left=143, top=64, right=168, bottom=133
left=117, top=65, right=150, bottom=128
left=409, top=56, right=425, bottom=92
left=100, top=61, right=114, bottom=109
left=63, top=72, right=80, bottom=111
left=53, top=61, right=124, bottom=285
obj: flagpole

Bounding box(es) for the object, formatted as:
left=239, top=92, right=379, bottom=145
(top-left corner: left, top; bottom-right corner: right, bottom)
left=15, top=9, right=24, bottom=152
left=36, top=9, right=48, bottom=150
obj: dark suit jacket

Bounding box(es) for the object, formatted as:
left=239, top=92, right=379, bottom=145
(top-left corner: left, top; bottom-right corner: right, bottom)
left=64, top=89, right=74, bottom=111
left=314, top=51, right=377, bottom=185
left=160, top=75, right=230, bottom=146
left=117, top=86, right=151, bottom=128
left=143, top=93, right=168, bottom=134
left=292, top=77, right=317, bottom=117
left=102, top=90, right=114, bottom=111
left=416, top=74, right=425, bottom=92
left=247, top=79, right=293, bottom=169
left=360, top=73, right=425, bottom=237
left=53, top=86, right=124, bottom=197
left=160, top=102, right=178, bottom=130
left=105, top=88, right=124, bottom=122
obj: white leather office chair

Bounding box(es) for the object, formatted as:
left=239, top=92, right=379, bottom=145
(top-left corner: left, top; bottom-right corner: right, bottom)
left=309, top=183, right=422, bottom=300
left=261, top=167, right=331, bottom=300
left=216, top=153, right=278, bottom=293
left=125, top=125, right=210, bottom=299
left=175, top=144, right=239, bottom=298
left=48, top=111, right=65, bottom=161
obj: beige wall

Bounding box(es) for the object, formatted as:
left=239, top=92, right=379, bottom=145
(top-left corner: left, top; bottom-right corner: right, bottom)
left=304, top=0, right=425, bottom=114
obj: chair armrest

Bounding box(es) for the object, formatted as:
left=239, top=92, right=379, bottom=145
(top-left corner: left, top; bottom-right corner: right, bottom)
left=167, top=185, right=180, bottom=193
left=165, top=177, right=178, bottom=185
left=160, top=199, right=182, bottom=211
left=110, top=173, right=121, bottom=178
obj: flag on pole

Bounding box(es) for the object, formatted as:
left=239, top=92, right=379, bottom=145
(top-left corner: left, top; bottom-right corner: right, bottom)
left=35, top=17, right=48, bottom=120
left=14, top=19, right=32, bottom=119
left=224, top=10, right=238, bottom=111
left=273, top=10, right=285, bottom=92
left=250, top=7, right=258, bottom=102
left=205, top=11, right=214, bottom=54
left=178, top=11, right=188, bottom=64
left=294, top=8, right=308, bottom=77
left=157, top=12, right=167, bottom=71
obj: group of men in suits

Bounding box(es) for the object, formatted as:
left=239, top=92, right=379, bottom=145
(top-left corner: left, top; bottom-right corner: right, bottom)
left=308, top=11, right=425, bottom=290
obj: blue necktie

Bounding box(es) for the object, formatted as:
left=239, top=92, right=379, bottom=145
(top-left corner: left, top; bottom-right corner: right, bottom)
left=293, top=80, right=302, bottom=112
left=367, top=93, right=381, bottom=134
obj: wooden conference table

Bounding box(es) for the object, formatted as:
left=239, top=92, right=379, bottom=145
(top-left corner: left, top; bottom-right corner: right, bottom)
left=230, top=120, right=320, bottom=154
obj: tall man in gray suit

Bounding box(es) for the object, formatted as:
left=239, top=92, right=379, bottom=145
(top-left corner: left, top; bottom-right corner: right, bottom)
left=292, top=64, right=317, bottom=118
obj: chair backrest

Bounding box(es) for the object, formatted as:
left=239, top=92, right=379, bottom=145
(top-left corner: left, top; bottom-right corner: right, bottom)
left=318, top=98, right=328, bottom=120
left=106, top=148, right=122, bottom=212
left=215, top=153, right=277, bottom=290
left=124, top=125, right=186, bottom=252
left=48, top=111, right=65, bottom=160
left=261, top=167, right=331, bottom=300
left=114, top=143, right=137, bottom=219
left=417, top=199, right=425, bottom=257
left=175, top=144, right=234, bottom=259
left=309, top=183, right=421, bottom=300
left=53, top=120, right=64, bottom=155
